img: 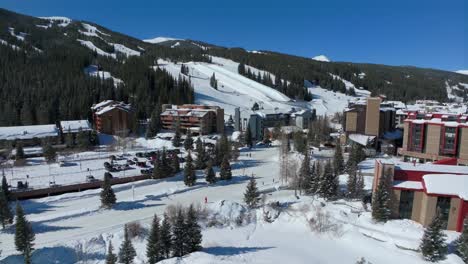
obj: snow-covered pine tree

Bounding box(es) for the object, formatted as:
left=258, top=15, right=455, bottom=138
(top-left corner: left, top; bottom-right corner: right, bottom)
left=371, top=172, right=391, bottom=222
left=1, top=173, right=10, bottom=200
left=355, top=170, right=365, bottom=199
left=160, top=213, right=173, bottom=259
left=244, top=176, right=260, bottom=209
left=245, top=124, right=253, bottom=148
left=210, top=73, right=218, bottom=89
left=205, top=160, right=216, bottom=184
left=219, top=155, right=232, bottom=180
left=318, top=160, right=338, bottom=200
left=455, top=219, right=468, bottom=263
left=184, top=131, right=194, bottom=151
left=171, top=154, right=180, bottom=174
left=14, top=203, right=35, bottom=258
left=100, top=173, right=116, bottom=208
left=15, top=143, right=25, bottom=161
left=146, top=106, right=161, bottom=138
left=0, top=189, right=12, bottom=229
left=195, top=138, right=206, bottom=170
left=347, top=161, right=358, bottom=199
left=184, top=204, right=202, bottom=253
left=184, top=152, right=196, bottom=186
left=420, top=214, right=448, bottom=262
left=118, top=224, right=136, bottom=264
left=307, top=161, right=321, bottom=195
left=160, top=148, right=172, bottom=178
left=219, top=134, right=231, bottom=160
left=333, top=141, right=344, bottom=175
left=105, top=241, right=117, bottom=264
left=172, top=126, right=182, bottom=147
left=298, top=151, right=311, bottom=194
left=147, top=214, right=162, bottom=264
left=171, top=209, right=186, bottom=257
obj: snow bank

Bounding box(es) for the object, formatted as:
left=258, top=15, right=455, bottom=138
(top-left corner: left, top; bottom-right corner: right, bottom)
left=143, top=36, right=180, bottom=44
left=312, top=55, right=330, bottom=62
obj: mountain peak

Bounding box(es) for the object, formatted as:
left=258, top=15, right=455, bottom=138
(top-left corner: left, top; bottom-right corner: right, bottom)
left=312, top=55, right=330, bottom=62
left=456, top=70, right=468, bottom=75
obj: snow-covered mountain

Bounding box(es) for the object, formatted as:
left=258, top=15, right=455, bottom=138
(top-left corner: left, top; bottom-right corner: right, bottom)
left=456, top=70, right=468, bottom=75
left=312, top=55, right=330, bottom=62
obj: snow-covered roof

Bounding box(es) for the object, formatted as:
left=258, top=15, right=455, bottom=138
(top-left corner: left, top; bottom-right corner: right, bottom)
left=60, top=120, right=92, bottom=133
left=92, top=100, right=132, bottom=115
left=0, top=124, right=59, bottom=141
left=423, top=174, right=468, bottom=200
left=394, top=161, right=468, bottom=175
left=348, top=134, right=376, bottom=146
left=161, top=109, right=210, bottom=118
left=393, top=181, right=423, bottom=190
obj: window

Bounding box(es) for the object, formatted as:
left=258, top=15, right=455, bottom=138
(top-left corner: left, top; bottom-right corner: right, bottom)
left=436, top=197, right=451, bottom=229
left=398, top=190, right=414, bottom=219
left=411, top=124, right=424, bottom=151
left=442, top=127, right=457, bottom=154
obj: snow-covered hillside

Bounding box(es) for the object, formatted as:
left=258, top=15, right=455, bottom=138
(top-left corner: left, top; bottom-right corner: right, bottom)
left=456, top=70, right=468, bottom=75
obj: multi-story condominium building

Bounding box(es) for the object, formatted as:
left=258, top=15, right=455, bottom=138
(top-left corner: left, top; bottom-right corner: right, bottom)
left=160, top=104, right=224, bottom=135
left=344, top=97, right=397, bottom=146
left=374, top=159, right=467, bottom=232
left=398, top=112, right=468, bottom=165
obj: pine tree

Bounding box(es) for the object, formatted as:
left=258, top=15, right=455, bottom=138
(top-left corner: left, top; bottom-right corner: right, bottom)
left=219, top=134, right=230, bottom=160
left=43, top=142, right=57, bottom=163
left=14, top=203, right=35, bottom=258
left=298, top=151, right=311, bottom=193
left=0, top=189, right=13, bottom=229
left=15, top=143, right=25, bottom=161
left=152, top=158, right=163, bottom=179
left=119, top=225, right=136, bottom=264
left=77, top=129, right=91, bottom=149
left=219, top=155, right=232, bottom=180
left=171, top=154, right=181, bottom=174
left=195, top=138, right=206, bottom=170
left=372, top=173, right=391, bottom=222
left=100, top=173, right=116, bottom=209
left=146, top=106, right=161, bottom=138
left=238, top=63, right=246, bottom=75
left=210, top=73, right=218, bottom=89
left=347, top=161, right=357, bottom=198
left=160, top=214, right=173, bottom=259
left=355, top=170, right=365, bottom=199
left=172, top=126, right=182, bottom=148
left=147, top=214, right=162, bottom=264
left=420, top=214, right=448, bottom=262
left=251, top=102, right=260, bottom=111
left=105, top=241, right=117, bottom=264
left=65, top=129, right=75, bottom=148
left=184, top=152, right=196, bottom=187
left=244, top=177, right=260, bottom=209
left=1, top=173, right=10, bottom=201
left=333, top=142, right=344, bottom=175
left=172, top=209, right=186, bottom=257
left=205, top=160, right=216, bottom=184
left=184, top=131, right=194, bottom=151
left=455, top=219, right=468, bottom=263
left=213, top=140, right=222, bottom=166
left=184, top=204, right=202, bottom=253
left=245, top=124, right=253, bottom=148
left=318, top=160, right=338, bottom=200
left=160, top=148, right=172, bottom=178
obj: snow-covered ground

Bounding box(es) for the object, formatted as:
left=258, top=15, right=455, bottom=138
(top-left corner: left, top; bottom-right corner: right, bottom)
left=143, top=37, right=181, bottom=44
left=312, top=54, right=330, bottom=62
left=0, top=145, right=464, bottom=263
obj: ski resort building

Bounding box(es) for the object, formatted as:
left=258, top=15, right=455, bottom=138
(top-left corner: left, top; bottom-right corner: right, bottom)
left=91, top=100, right=134, bottom=135
left=398, top=113, right=468, bottom=165
left=374, top=159, right=468, bottom=231
left=160, top=104, right=224, bottom=135
left=344, top=97, right=397, bottom=147
left=247, top=108, right=316, bottom=140
left=0, top=124, right=60, bottom=147
left=60, top=120, right=92, bottom=135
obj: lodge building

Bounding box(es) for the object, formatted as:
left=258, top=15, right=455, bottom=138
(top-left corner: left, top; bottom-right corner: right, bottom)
left=398, top=113, right=468, bottom=165
left=374, top=159, right=468, bottom=231
left=91, top=100, right=134, bottom=135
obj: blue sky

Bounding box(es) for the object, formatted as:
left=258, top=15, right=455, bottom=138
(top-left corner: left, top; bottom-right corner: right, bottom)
left=2, top=0, right=467, bottom=71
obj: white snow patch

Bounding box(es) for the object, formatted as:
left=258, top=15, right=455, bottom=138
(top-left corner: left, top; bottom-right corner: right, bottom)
left=77, top=39, right=116, bottom=58
left=143, top=36, right=180, bottom=44
left=170, top=41, right=180, bottom=48
left=84, top=65, right=123, bottom=87
left=0, top=39, right=20, bottom=51
left=423, top=174, right=468, bottom=200
left=312, top=55, right=330, bottom=62
left=455, top=70, right=468, bottom=75
left=79, top=23, right=110, bottom=38
left=111, top=43, right=140, bottom=57
left=8, top=27, right=26, bottom=41
left=330, top=73, right=371, bottom=97
left=39, top=16, right=71, bottom=27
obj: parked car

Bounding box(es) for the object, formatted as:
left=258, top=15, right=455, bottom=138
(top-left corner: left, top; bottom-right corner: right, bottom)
left=136, top=161, right=147, bottom=167
left=141, top=168, right=153, bottom=175
left=17, top=181, right=28, bottom=189
left=86, top=175, right=99, bottom=182
left=126, top=159, right=136, bottom=165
